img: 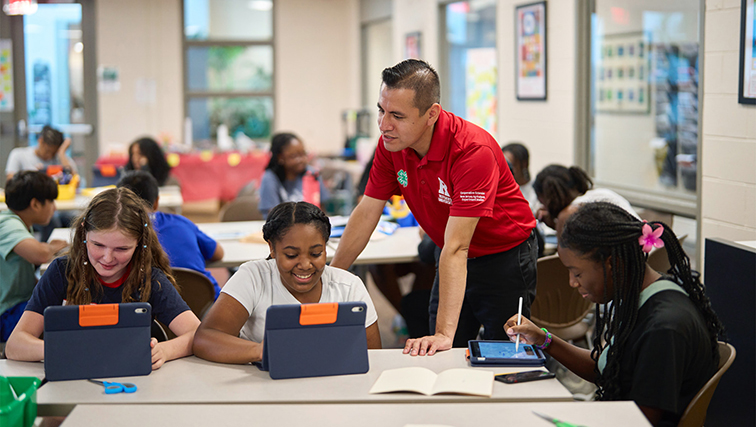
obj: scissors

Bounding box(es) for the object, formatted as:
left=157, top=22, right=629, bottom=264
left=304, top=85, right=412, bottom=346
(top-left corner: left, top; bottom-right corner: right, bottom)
left=87, top=379, right=137, bottom=394
left=533, top=411, right=586, bottom=427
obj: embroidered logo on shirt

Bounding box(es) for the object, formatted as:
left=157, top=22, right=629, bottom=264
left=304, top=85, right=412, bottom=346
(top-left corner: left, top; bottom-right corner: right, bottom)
left=460, top=191, right=486, bottom=202
left=397, top=170, right=408, bottom=187
left=437, top=177, right=452, bottom=205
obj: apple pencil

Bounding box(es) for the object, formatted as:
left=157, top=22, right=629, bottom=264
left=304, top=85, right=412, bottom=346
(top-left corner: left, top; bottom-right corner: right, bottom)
left=515, top=296, right=523, bottom=353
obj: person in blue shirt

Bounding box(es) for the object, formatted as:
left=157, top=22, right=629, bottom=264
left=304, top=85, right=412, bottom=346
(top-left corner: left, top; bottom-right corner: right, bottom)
left=258, top=132, right=329, bottom=218
left=117, top=171, right=224, bottom=298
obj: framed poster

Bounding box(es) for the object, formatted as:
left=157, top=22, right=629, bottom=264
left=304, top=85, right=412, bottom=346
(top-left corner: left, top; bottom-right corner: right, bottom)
left=405, top=32, right=421, bottom=59
left=595, top=32, right=651, bottom=114
left=739, top=0, right=756, bottom=104
left=515, top=1, right=546, bottom=100
left=0, top=39, right=13, bottom=112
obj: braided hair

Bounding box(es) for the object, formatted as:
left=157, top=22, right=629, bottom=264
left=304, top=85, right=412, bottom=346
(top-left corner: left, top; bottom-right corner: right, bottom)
left=262, top=201, right=331, bottom=254
left=559, top=202, right=725, bottom=400
left=66, top=187, right=177, bottom=305
left=533, top=165, right=592, bottom=220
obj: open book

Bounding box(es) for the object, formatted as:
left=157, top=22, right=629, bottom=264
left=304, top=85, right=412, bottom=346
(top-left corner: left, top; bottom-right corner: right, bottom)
left=369, top=367, right=493, bottom=397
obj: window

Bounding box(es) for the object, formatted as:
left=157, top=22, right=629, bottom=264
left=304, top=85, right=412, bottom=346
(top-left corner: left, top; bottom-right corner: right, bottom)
left=440, top=0, right=497, bottom=135
left=589, top=1, right=701, bottom=214
left=183, top=0, right=274, bottom=145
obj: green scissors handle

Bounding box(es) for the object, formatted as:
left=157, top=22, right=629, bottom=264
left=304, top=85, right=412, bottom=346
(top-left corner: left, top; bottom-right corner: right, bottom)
left=533, top=411, right=587, bottom=427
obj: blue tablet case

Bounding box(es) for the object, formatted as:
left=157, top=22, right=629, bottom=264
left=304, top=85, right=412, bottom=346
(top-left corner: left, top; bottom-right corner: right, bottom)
left=43, top=303, right=153, bottom=381
left=259, top=302, right=369, bottom=380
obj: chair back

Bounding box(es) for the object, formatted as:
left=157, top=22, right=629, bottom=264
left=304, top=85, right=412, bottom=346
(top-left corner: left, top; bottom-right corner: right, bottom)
left=219, top=195, right=263, bottom=222
left=530, top=254, right=594, bottom=341
left=678, top=342, right=736, bottom=427
left=171, top=267, right=216, bottom=319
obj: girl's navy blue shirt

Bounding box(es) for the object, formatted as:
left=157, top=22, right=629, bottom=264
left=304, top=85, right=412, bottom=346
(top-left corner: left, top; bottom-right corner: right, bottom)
left=26, top=257, right=190, bottom=326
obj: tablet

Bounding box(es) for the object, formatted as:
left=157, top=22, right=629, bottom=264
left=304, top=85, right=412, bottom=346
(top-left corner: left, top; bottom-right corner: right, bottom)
left=44, top=303, right=153, bottom=381
left=468, top=340, right=546, bottom=367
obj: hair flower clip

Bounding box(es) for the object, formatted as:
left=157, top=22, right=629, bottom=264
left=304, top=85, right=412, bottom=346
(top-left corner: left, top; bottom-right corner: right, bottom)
left=639, top=223, right=664, bottom=253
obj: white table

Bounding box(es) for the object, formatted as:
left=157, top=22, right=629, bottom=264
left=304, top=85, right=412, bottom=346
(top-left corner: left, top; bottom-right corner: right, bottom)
left=59, top=401, right=651, bottom=427
left=0, top=186, right=183, bottom=212
left=48, top=221, right=422, bottom=268
left=19, top=349, right=571, bottom=416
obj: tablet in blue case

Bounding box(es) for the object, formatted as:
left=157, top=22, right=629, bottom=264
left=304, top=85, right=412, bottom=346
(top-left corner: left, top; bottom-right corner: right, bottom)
left=259, top=302, right=369, bottom=380
left=44, top=303, right=153, bottom=381
left=468, top=340, right=547, bottom=367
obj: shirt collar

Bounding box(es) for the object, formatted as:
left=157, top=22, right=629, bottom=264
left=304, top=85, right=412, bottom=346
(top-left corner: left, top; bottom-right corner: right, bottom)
left=413, top=107, right=450, bottom=165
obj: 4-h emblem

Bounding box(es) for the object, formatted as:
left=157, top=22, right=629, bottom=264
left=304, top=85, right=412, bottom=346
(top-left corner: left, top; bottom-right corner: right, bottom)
left=397, top=170, right=408, bottom=187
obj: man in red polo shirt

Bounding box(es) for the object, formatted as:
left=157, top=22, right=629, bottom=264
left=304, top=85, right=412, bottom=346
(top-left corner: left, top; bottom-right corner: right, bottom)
left=331, top=59, right=537, bottom=356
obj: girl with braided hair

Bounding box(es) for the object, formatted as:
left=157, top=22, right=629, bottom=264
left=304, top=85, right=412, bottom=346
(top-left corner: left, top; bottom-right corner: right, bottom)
left=193, top=201, right=380, bottom=364
left=6, top=188, right=200, bottom=369
left=505, top=202, right=725, bottom=427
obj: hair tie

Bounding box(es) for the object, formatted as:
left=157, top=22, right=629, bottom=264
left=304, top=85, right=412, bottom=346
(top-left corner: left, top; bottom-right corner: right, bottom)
left=639, top=223, right=664, bottom=253
left=143, top=245, right=147, bottom=249
left=144, top=223, right=148, bottom=227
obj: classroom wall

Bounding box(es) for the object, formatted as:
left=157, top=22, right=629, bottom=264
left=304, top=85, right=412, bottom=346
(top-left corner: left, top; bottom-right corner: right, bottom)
left=94, top=0, right=360, bottom=157
left=275, top=0, right=361, bottom=154
left=700, top=0, right=756, bottom=249
left=95, top=0, right=183, bottom=155
left=497, top=0, right=577, bottom=177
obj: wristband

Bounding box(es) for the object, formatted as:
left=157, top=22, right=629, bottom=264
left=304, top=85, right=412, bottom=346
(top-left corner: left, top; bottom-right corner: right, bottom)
left=536, top=328, right=552, bottom=350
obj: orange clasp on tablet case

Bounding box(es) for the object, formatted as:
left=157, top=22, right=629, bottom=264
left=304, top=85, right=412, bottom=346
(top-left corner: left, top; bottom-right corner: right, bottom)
left=299, top=303, right=338, bottom=325
left=79, top=304, right=119, bottom=327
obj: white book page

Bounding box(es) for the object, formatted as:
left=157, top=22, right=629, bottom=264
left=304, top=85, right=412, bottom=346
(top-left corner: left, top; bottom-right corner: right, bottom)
left=369, top=367, right=438, bottom=395
left=431, top=369, right=494, bottom=397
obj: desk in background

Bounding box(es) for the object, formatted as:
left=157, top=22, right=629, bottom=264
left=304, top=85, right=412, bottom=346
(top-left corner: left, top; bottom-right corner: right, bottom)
left=60, top=401, right=651, bottom=427
left=0, top=186, right=183, bottom=212
left=48, top=222, right=421, bottom=268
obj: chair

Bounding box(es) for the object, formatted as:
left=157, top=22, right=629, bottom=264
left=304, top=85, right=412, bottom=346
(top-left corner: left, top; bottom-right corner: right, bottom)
left=647, top=234, right=688, bottom=273
left=530, top=254, right=594, bottom=345
left=219, top=195, right=263, bottom=222
left=172, top=267, right=216, bottom=320
left=677, top=342, right=736, bottom=427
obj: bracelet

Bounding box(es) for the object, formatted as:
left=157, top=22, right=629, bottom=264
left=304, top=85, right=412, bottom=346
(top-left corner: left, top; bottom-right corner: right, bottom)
left=536, top=328, right=552, bottom=350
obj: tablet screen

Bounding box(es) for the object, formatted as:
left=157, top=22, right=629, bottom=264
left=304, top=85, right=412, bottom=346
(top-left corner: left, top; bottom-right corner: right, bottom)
left=477, top=342, right=539, bottom=359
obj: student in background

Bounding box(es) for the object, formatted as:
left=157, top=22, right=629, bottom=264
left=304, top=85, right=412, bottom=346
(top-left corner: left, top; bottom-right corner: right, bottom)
left=258, top=132, right=329, bottom=219
left=117, top=171, right=225, bottom=298
left=124, top=137, right=173, bottom=187
left=505, top=202, right=724, bottom=427
left=502, top=142, right=538, bottom=215
left=5, top=188, right=200, bottom=369
left=0, top=172, right=68, bottom=342
left=193, top=201, right=380, bottom=364
left=5, top=125, right=77, bottom=181
left=533, top=164, right=639, bottom=233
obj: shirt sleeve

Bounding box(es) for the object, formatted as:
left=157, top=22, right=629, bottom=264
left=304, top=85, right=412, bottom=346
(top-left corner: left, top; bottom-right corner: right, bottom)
left=220, top=262, right=260, bottom=316
left=188, top=220, right=217, bottom=261
left=449, top=144, right=498, bottom=218
left=26, top=257, right=69, bottom=314
left=5, top=148, right=22, bottom=176
left=364, top=140, right=400, bottom=201
left=148, top=269, right=191, bottom=326
left=0, top=216, right=33, bottom=260
left=626, top=327, right=687, bottom=414
left=258, top=170, right=282, bottom=218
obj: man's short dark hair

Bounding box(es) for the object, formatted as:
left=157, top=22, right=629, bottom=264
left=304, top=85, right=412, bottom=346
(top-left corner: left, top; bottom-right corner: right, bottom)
left=381, top=59, right=440, bottom=115
left=39, top=125, right=64, bottom=148
left=117, top=170, right=159, bottom=206
left=5, top=171, right=58, bottom=210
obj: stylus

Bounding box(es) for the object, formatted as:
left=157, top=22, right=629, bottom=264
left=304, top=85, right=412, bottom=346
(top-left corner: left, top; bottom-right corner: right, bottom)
left=515, top=296, right=523, bottom=352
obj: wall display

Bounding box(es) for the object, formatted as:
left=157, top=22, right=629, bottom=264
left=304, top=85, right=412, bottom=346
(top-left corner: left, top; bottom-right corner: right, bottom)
left=739, top=0, right=756, bottom=104
left=466, top=48, right=497, bottom=134
left=515, top=1, right=546, bottom=100
left=405, top=32, right=421, bottom=60
left=0, top=39, right=14, bottom=112
left=596, top=32, right=650, bottom=113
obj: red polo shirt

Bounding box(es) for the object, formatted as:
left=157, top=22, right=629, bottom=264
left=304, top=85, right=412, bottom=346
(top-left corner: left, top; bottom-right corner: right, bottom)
left=365, top=109, right=535, bottom=258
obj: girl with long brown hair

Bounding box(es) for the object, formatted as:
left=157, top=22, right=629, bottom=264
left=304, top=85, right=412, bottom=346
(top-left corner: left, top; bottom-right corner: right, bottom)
left=6, top=188, right=200, bottom=369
